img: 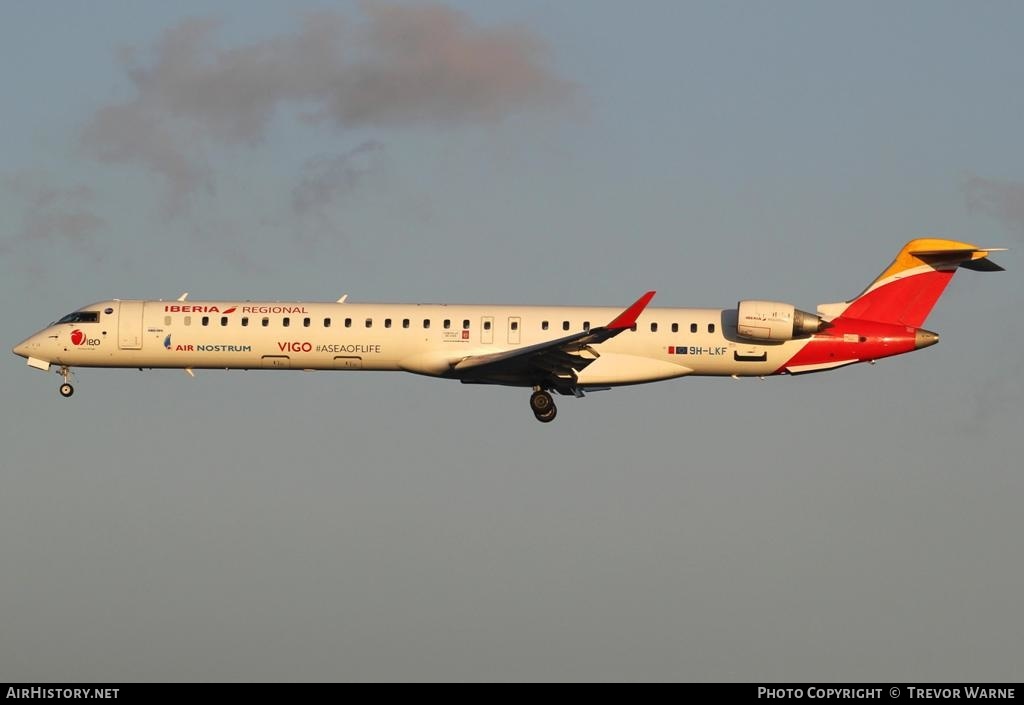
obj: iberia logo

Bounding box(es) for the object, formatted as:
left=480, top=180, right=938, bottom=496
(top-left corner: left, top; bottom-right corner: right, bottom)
left=162, top=305, right=239, bottom=313
left=71, top=329, right=86, bottom=346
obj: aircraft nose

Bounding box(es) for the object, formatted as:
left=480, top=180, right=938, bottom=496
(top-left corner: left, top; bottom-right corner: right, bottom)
left=12, top=333, right=46, bottom=359
left=12, top=338, right=31, bottom=358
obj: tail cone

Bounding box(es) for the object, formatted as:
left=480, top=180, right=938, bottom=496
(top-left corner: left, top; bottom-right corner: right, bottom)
left=915, top=328, right=939, bottom=350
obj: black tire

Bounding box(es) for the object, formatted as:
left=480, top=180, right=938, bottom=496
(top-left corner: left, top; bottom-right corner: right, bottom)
left=534, top=405, right=557, bottom=423
left=59, top=383, right=74, bottom=398
left=530, top=391, right=553, bottom=413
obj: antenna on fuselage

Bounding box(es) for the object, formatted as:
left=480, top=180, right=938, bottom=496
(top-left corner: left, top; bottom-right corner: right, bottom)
left=177, top=292, right=189, bottom=302
left=337, top=294, right=348, bottom=303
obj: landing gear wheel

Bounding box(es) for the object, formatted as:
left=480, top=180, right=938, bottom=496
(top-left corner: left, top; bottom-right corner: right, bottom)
left=534, top=405, right=557, bottom=423
left=56, top=366, right=75, bottom=397
left=530, top=390, right=557, bottom=422
left=530, top=390, right=553, bottom=414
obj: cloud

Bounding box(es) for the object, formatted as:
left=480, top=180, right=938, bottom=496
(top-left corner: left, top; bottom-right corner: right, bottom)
left=81, top=3, right=574, bottom=209
left=316, top=1, right=574, bottom=127
left=963, top=174, right=1024, bottom=240
left=292, top=141, right=387, bottom=239
left=960, top=174, right=1023, bottom=435
left=3, top=172, right=105, bottom=251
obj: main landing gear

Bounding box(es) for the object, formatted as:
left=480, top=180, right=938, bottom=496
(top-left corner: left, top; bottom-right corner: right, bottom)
left=530, top=389, right=557, bottom=423
left=57, top=366, right=74, bottom=398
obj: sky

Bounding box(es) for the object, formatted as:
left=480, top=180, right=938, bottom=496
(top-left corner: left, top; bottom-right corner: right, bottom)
left=1, top=0, right=1022, bottom=682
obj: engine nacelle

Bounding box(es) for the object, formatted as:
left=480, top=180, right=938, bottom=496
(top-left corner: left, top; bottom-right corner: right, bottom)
left=736, top=300, right=823, bottom=341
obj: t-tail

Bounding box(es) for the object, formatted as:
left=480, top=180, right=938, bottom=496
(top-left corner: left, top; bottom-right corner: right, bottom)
left=778, top=238, right=1004, bottom=375
left=817, top=238, right=1006, bottom=327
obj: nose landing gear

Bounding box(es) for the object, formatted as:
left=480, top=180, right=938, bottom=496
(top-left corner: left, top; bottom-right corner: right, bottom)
left=57, top=366, right=74, bottom=398
left=530, top=389, right=557, bottom=423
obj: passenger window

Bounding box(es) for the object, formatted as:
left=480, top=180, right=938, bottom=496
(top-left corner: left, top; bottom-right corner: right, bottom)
left=283, top=317, right=290, bottom=327
left=690, top=323, right=698, bottom=333
left=708, top=323, right=715, bottom=333
left=651, top=322, right=658, bottom=332
left=672, top=323, right=678, bottom=333
left=542, top=321, right=549, bottom=331
left=324, top=318, right=331, bottom=328
left=385, top=319, right=392, bottom=329
left=164, top=316, right=172, bottom=326
left=423, top=319, right=431, bottom=329
left=242, top=317, right=249, bottom=327
left=444, top=319, right=451, bottom=329
left=365, top=318, right=372, bottom=328
left=221, top=316, right=228, bottom=326
left=262, top=318, right=269, bottom=327
left=403, top=319, right=410, bottom=329
left=562, top=321, right=570, bottom=331
left=511, top=321, right=519, bottom=331
left=184, top=316, right=191, bottom=326
left=463, top=319, right=470, bottom=329
left=202, top=316, right=209, bottom=326
left=483, top=321, right=491, bottom=330
left=303, top=318, right=311, bottom=327
left=345, top=318, right=352, bottom=328
left=583, top=321, right=590, bottom=331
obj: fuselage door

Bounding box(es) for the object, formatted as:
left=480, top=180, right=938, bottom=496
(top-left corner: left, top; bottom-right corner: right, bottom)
left=118, top=301, right=144, bottom=350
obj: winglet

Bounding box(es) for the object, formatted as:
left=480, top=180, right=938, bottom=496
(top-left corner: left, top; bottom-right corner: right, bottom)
left=606, top=291, right=656, bottom=330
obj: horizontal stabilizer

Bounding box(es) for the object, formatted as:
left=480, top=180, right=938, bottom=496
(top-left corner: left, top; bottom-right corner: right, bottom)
left=960, top=257, right=1005, bottom=272
left=908, top=246, right=1007, bottom=256
left=905, top=244, right=1006, bottom=272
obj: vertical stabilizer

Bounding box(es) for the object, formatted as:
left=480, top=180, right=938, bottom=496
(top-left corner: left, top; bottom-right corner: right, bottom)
left=817, top=238, right=1004, bottom=326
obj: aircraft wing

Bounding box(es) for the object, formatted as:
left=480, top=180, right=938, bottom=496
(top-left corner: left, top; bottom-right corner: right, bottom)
left=452, top=291, right=655, bottom=389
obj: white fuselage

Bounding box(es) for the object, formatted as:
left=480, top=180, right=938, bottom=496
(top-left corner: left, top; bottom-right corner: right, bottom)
left=15, top=299, right=806, bottom=385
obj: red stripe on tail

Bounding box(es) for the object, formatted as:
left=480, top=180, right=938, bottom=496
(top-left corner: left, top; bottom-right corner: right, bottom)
left=838, top=269, right=955, bottom=327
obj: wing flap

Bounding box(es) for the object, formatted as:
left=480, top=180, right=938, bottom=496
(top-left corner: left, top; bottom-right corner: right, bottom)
left=452, top=330, right=593, bottom=372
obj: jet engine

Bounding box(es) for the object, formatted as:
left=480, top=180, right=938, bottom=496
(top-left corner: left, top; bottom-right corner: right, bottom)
left=736, top=300, right=824, bottom=341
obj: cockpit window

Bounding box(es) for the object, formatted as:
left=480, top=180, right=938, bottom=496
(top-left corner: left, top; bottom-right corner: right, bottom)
left=56, top=311, right=100, bottom=324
